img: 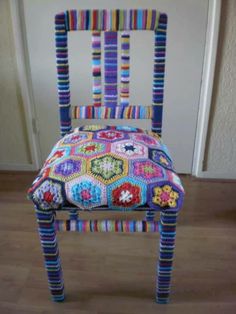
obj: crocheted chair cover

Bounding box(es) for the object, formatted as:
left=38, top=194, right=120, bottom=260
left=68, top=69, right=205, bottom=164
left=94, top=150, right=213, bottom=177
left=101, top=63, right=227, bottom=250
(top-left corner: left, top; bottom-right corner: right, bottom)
left=28, top=125, right=184, bottom=211
left=27, top=9, right=184, bottom=304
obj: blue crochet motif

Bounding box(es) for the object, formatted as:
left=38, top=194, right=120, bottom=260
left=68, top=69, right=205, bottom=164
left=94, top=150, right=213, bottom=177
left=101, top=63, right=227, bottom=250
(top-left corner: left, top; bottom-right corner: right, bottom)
left=71, top=180, right=101, bottom=208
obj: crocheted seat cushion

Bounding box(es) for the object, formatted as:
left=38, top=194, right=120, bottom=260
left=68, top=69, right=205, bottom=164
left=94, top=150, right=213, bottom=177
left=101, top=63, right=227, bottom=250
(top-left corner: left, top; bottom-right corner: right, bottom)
left=28, top=125, right=184, bottom=211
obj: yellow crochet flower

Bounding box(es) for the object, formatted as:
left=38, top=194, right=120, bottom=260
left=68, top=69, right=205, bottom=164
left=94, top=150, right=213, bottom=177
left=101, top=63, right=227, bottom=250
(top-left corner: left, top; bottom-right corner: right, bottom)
left=152, top=185, right=179, bottom=208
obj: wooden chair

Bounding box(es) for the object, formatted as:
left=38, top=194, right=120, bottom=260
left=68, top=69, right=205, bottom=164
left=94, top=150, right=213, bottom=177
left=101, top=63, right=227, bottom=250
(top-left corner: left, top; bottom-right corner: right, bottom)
left=28, top=9, right=184, bottom=304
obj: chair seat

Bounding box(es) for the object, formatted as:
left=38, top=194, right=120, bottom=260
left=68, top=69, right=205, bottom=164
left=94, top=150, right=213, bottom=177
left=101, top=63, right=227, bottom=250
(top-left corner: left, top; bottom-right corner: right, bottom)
left=28, top=125, right=184, bottom=211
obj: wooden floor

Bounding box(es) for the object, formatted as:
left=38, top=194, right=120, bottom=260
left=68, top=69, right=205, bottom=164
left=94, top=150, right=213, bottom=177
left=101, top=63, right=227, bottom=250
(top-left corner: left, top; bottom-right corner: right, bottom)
left=0, top=172, right=236, bottom=314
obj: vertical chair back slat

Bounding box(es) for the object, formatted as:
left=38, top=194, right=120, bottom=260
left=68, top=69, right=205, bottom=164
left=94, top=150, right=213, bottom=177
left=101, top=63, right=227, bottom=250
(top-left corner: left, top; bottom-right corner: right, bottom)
left=55, top=13, right=71, bottom=135
left=55, top=9, right=167, bottom=136
left=120, top=32, right=130, bottom=107
left=92, top=31, right=102, bottom=107
left=104, top=31, right=118, bottom=117
left=152, top=13, right=167, bottom=134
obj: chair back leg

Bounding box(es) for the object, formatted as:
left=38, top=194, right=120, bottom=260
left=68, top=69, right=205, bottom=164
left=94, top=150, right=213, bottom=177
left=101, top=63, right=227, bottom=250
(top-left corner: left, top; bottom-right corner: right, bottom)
left=35, top=207, right=65, bottom=301
left=157, top=210, right=178, bottom=303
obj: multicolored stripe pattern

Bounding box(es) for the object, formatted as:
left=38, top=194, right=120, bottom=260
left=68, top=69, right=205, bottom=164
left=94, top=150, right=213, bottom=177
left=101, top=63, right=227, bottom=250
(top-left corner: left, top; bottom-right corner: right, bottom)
left=62, top=9, right=160, bottom=31
left=72, top=105, right=153, bottom=119
left=55, top=10, right=167, bottom=136
left=36, top=208, right=64, bottom=301
left=120, top=32, right=130, bottom=107
left=55, top=219, right=159, bottom=232
left=104, top=32, right=118, bottom=114
left=55, top=13, right=71, bottom=136
left=152, top=13, right=167, bottom=135
left=92, top=32, right=102, bottom=107
left=36, top=10, right=176, bottom=304
left=157, top=211, right=178, bottom=303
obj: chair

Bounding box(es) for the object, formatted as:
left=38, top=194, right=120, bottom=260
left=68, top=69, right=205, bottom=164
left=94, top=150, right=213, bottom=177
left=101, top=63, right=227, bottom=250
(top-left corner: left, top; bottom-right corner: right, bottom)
left=28, top=9, right=184, bottom=304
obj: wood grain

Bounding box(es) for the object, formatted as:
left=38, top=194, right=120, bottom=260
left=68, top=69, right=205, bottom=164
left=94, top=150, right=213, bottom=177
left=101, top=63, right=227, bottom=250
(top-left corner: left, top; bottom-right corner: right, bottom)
left=0, top=172, right=236, bottom=313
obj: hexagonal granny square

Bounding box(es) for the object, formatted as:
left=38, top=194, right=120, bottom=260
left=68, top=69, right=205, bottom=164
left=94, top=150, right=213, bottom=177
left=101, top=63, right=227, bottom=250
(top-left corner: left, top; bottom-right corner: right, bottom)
left=59, top=131, right=92, bottom=146
left=95, top=130, right=126, bottom=141
left=65, top=175, right=106, bottom=209
left=107, top=178, right=147, bottom=210
left=43, top=146, right=71, bottom=168
left=30, top=179, right=64, bottom=210
left=50, top=157, right=86, bottom=181
left=131, top=159, right=166, bottom=183
left=111, top=140, right=148, bottom=159
left=71, top=141, right=109, bottom=157
left=130, top=133, right=161, bottom=148
left=148, top=148, right=173, bottom=170
left=148, top=182, right=184, bottom=211
left=88, top=153, right=128, bottom=184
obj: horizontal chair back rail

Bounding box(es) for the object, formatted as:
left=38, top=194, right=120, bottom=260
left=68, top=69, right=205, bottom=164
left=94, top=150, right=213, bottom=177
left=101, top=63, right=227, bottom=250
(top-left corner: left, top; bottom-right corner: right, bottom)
left=55, top=9, right=167, bottom=136
left=72, top=105, right=154, bottom=119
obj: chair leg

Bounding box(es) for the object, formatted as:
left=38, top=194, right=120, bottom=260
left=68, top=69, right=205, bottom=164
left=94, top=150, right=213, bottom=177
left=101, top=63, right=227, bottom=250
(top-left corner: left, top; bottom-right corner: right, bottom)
left=35, top=207, right=65, bottom=302
left=156, top=210, right=178, bottom=304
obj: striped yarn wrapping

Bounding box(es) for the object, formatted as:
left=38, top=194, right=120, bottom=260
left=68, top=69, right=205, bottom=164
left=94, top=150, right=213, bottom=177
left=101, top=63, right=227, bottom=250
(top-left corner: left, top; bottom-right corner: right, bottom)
left=36, top=208, right=64, bottom=301
left=72, top=105, right=153, bottom=119
left=157, top=211, right=178, bottom=304
left=146, top=210, right=155, bottom=221
left=61, top=9, right=160, bottom=31
left=55, top=219, right=159, bottom=233
left=104, top=31, right=118, bottom=114
left=55, top=14, right=71, bottom=136
left=120, top=32, right=130, bottom=107
left=69, top=209, right=78, bottom=220
left=152, top=13, right=167, bottom=135
left=55, top=9, right=166, bottom=136
left=92, top=32, right=102, bottom=107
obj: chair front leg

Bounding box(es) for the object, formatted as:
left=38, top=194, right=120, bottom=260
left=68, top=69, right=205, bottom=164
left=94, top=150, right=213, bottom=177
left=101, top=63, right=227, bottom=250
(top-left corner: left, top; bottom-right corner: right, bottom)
left=35, top=207, right=65, bottom=302
left=157, top=210, right=178, bottom=304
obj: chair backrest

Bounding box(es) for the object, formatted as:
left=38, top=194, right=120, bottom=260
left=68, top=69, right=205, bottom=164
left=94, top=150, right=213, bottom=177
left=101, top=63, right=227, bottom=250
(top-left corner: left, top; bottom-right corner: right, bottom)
left=55, top=9, right=167, bottom=136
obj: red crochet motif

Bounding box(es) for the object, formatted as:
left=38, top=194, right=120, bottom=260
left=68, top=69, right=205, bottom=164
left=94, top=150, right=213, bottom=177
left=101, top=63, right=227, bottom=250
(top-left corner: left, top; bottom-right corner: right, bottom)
left=112, top=182, right=141, bottom=208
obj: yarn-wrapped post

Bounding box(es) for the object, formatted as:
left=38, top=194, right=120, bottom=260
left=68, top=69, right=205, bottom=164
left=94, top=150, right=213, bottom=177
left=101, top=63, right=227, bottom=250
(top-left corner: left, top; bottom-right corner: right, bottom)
left=157, top=210, right=178, bottom=304
left=69, top=208, right=78, bottom=220
left=146, top=210, right=155, bottom=221
left=35, top=207, right=65, bottom=302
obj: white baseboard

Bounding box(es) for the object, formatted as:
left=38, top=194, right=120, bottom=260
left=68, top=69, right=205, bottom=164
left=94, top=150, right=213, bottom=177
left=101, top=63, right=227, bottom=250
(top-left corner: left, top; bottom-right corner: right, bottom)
left=0, top=163, right=37, bottom=171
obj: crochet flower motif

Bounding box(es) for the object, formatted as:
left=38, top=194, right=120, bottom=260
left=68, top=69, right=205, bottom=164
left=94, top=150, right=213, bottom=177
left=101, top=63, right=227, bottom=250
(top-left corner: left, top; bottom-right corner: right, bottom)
left=152, top=185, right=179, bottom=208
left=73, top=141, right=107, bottom=157
left=131, top=134, right=159, bottom=147
left=44, top=147, right=70, bottom=167
left=112, top=182, right=141, bottom=209
left=70, top=180, right=102, bottom=209
left=61, top=132, right=90, bottom=145
left=149, top=149, right=173, bottom=170
left=112, top=141, right=147, bottom=159
left=97, top=130, right=124, bottom=141
left=50, top=158, right=85, bottom=181
left=133, top=160, right=164, bottom=182
left=32, top=180, right=63, bottom=210
left=89, top=154, right=127, bottom=183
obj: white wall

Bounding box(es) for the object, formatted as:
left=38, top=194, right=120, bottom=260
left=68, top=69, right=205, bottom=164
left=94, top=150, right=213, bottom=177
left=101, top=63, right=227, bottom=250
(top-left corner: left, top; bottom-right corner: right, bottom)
left=205, top=0, right=236, bottom=175
left=0, top=0, right=31, bottom=168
